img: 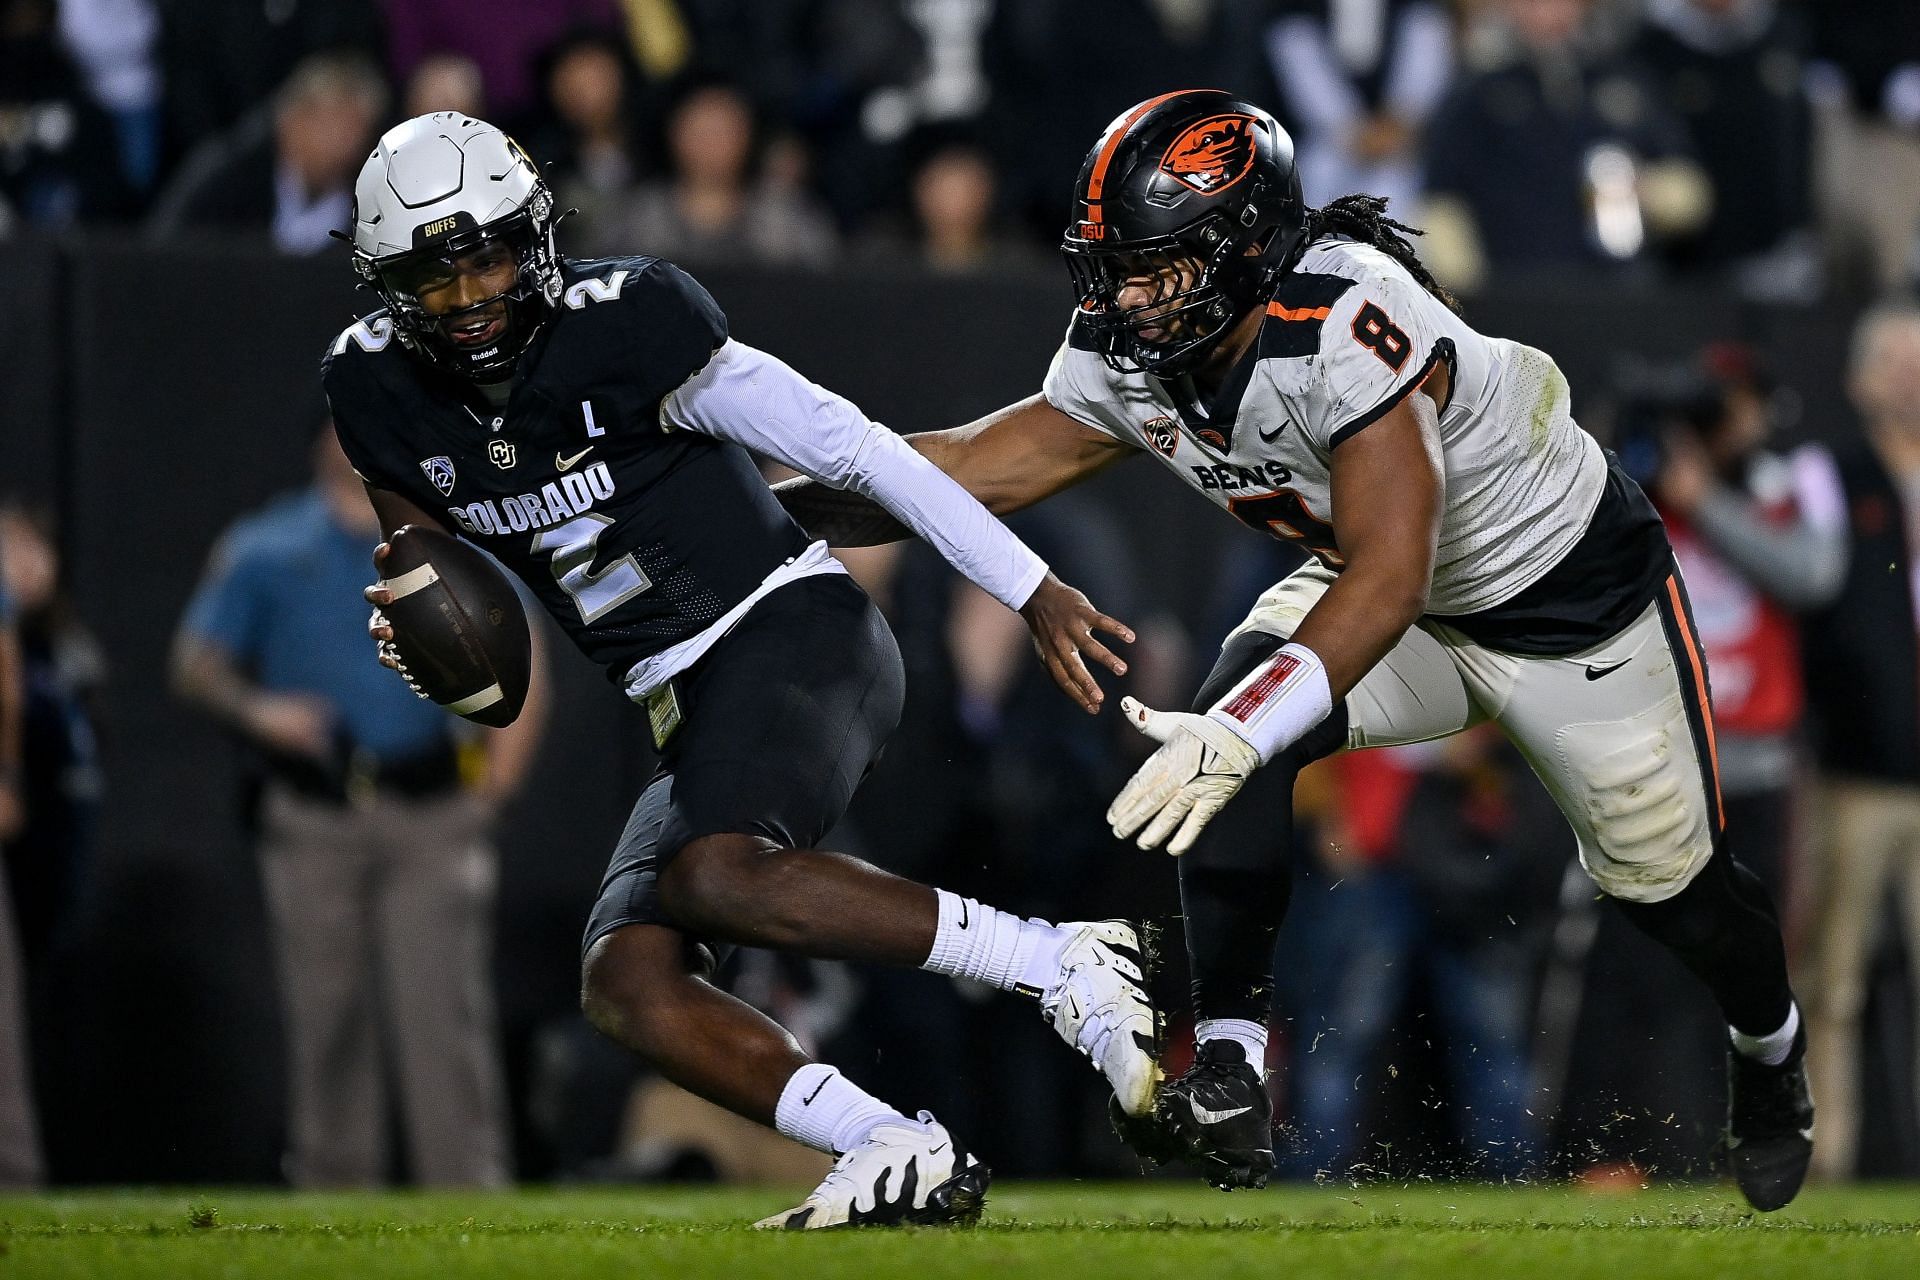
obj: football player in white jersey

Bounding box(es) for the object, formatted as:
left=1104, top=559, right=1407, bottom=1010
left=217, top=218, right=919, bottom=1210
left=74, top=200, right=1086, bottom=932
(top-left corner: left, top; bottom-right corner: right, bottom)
left=779, top=90, right=1812, bottom=1210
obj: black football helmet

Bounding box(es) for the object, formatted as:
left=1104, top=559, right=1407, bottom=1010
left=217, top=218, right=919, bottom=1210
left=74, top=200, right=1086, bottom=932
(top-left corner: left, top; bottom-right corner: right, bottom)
left=1061, top=90, right=1306, bottom=377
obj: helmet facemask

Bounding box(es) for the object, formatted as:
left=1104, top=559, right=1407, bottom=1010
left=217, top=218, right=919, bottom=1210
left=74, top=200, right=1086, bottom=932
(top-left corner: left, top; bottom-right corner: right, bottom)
left=354, top=185, right=564, bottom=382
left=1063, top=206, right=1279, bottom=378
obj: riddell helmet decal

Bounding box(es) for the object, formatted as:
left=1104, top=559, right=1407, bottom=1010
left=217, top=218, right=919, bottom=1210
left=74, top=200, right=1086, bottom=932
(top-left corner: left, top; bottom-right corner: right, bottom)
left=1159, top=114, right=1258, bottom=195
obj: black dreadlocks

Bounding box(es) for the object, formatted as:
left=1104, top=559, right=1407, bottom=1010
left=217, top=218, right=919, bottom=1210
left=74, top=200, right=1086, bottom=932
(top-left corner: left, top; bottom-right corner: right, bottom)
left=1297, top=194, right=1460, bottom=315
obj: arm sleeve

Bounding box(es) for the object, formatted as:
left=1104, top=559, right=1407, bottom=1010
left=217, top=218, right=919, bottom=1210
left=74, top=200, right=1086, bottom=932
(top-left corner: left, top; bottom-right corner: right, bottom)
left=662, top=340, right=1049, bottom=610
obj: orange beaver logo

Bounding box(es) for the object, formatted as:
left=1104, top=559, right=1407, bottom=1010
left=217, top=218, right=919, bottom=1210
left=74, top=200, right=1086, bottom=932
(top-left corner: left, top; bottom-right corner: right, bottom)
left=1159, top=113, right=1257, bottom=195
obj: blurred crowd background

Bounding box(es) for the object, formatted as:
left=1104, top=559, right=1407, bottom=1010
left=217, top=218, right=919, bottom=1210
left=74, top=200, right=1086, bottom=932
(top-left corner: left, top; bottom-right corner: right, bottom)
left=4, top=0, right=1920, bottom=1192
left=5, top=0, right=1918, bottom=294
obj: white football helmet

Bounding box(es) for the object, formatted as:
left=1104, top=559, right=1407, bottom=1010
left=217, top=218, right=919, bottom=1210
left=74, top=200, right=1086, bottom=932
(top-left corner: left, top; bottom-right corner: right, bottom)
left=347, top=112, right=563, bottom=380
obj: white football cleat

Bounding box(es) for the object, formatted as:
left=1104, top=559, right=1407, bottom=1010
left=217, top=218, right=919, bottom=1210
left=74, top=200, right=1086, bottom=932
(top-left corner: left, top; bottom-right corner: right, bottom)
left=752, top=1112, right=989, bottom=1230
left=1041, top=920, right=1163, bottom=1116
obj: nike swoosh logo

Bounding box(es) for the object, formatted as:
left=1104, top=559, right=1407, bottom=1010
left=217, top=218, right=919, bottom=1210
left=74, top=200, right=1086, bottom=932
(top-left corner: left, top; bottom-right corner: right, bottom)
left=801, top=1077, right=829, bottom=1106
left=927, top=1143, right=948, bottom=1155
left=1188, top=1098, right=1254, bottom=1125
left=1584, top=659, right=1630, bottom=681
left=1258, top=420, right=1294, bottom=443
left=557, top=447, right=593, bottom=471
left=958, top=901, right=969, bottom=930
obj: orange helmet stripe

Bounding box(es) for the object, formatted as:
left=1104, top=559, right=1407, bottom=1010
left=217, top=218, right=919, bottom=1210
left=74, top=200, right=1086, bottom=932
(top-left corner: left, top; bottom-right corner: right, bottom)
left=1083, top=89, right=1203, bottom=221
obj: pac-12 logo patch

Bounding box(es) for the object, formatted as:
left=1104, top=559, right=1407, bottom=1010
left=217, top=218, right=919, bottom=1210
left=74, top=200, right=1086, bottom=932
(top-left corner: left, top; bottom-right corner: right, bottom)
left=420, top=456, right=456, bottom=495
left=488, top=438, right=517, bottom=470
left=1160, top=114, right=1258, bottom=195
left=1142, top=415, right=1180, bottom=458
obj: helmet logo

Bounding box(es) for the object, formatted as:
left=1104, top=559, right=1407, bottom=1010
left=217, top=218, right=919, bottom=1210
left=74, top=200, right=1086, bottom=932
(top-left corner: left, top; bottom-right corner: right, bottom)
left=1160, top=114, right=1258, bottom=195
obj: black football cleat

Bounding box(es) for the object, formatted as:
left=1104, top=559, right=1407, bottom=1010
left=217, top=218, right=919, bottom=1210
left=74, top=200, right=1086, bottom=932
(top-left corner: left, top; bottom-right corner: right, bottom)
left=1112, top=1039, right=1274, bottom=1190
left=1724, top=1025, right=1814, bottom=1212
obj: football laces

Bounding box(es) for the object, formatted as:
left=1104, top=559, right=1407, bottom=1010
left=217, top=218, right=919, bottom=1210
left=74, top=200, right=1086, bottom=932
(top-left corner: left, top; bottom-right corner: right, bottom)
left=377, top=640, right=431, bottom=700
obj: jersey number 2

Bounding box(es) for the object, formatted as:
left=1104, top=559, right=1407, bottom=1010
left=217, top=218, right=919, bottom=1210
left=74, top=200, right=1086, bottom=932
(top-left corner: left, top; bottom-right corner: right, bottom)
left=531, top=514, right=653, bottom=623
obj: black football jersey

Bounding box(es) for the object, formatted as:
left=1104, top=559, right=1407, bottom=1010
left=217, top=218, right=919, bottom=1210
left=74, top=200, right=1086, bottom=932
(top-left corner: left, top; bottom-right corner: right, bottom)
left=323, top=256, right=812, bottom=680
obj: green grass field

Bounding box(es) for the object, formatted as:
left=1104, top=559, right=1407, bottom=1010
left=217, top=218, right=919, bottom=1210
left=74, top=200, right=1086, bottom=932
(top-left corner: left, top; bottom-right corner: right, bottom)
left=4, top=1182, right=1917, bottom=1279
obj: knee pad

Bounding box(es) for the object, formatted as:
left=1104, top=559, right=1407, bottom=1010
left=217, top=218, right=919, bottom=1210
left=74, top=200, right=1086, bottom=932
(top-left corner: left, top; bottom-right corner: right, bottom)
left=1553, top=694, right=1715, bottom=903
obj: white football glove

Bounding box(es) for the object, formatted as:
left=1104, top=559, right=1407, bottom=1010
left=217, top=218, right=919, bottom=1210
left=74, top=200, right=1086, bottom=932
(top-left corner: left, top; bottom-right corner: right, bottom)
left=1108, top=695, right=1261, bottom=856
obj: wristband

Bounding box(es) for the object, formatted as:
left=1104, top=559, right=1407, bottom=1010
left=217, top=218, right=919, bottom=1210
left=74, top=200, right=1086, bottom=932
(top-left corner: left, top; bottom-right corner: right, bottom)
left=1204, top=642, right=1334, bottom=764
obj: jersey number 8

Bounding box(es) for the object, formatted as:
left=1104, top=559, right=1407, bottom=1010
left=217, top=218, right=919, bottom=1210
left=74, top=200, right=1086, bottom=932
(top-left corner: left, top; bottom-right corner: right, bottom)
left=1352, top=302, right=1410, bottom=372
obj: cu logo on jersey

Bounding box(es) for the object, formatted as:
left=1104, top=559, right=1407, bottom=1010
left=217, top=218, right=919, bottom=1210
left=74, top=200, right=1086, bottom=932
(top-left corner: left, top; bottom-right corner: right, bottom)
left=420, top=455, right=456, bottom=496
left=1142, top=415, right=1180, bottom=458
left=1159, top=114, right=1258, bottom=195
left=488, top=438, right=517, bottom=470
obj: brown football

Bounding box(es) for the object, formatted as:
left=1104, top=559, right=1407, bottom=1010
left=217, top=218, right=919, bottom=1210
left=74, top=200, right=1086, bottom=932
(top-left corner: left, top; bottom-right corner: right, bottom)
left=379, top=524, right=531, bottom=728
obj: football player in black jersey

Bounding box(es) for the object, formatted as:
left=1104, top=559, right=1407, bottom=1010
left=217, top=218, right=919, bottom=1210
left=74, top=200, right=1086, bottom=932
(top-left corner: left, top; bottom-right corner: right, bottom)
left=327, top=115, right=1164, bottom=1228
left=779, top=91, right=1813, bottom=1210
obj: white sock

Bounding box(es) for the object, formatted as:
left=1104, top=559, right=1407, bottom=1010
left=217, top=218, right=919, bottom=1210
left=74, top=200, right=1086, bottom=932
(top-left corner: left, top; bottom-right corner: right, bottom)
left=773, top=1063, right=908, bottom=1155
left=1730, top=1002, right=1800, bottom=1066
left=922, top=888, right=1070, bottom=996
left=1195, top=1018, right=1269, bottom=1067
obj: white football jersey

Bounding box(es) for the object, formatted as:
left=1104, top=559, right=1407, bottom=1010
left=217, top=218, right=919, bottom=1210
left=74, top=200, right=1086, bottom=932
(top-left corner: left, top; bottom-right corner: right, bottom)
left=1043, top=238, right=1607, bottom=616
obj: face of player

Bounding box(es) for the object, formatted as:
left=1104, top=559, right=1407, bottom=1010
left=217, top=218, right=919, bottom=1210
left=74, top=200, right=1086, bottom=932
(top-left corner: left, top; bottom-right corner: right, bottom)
left=1110, top=251, right=1209, bottom=346
left=388, top=238, right=522, bottom=352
